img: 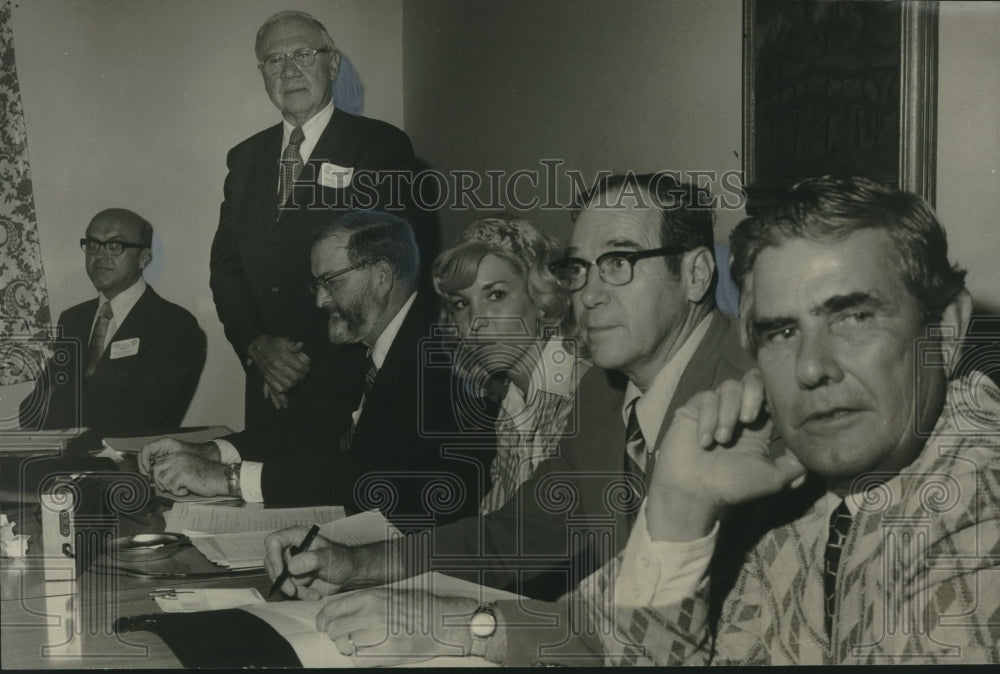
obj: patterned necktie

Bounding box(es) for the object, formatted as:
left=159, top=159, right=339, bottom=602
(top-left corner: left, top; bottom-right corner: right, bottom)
left=824, top=499, right=853, bottom=639
left=623, top=401, right=646, bottom=533
left=278, top=125, right=305, bottom=208
left=84, top=301, right=113, bottom=379
left=340, top=355, right=378, bottom=451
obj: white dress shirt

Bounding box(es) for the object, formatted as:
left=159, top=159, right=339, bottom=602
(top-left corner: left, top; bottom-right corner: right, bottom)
left=282, top=100, right=335, bottom=165
left=91, top=277, right=147, bottom=351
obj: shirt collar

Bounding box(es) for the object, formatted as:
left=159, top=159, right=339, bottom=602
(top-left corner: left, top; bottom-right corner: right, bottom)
left=370, top=292, right=417, bottom=369
left=99, top=277, right=147, bottom=327
left=282, top=99, right=335, bottom=163
left=620, top=313, right=714, bottom=447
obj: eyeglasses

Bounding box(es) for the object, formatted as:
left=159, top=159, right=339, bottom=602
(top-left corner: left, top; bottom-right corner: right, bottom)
left=259, top=47, right=331, bottom=75
left=80, top=238, right=147, bottom=257
left=306, top=260, right=373, bottom=296
left=548, top=246, right=688, bottom=291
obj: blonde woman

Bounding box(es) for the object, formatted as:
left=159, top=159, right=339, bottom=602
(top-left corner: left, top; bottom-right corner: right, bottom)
left=433, top=216, right=590, bottom=514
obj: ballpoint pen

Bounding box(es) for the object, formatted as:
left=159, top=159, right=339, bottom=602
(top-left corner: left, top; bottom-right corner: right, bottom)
left=268, top=524, right=321, bottom=599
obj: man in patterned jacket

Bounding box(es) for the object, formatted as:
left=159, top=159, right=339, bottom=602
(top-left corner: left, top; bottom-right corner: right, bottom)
left=579, top=176, right=999, bottom=665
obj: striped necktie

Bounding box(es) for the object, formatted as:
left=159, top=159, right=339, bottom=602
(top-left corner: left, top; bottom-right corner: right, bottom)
left=824, top=499, right=853, bottom=639
left=340, top=355, right=378, bottom=451
left=623, top=401, right=646, bottom=532
left=278, top=125, right=305, bottom=208
left=84, top=301, right=113, bottom=379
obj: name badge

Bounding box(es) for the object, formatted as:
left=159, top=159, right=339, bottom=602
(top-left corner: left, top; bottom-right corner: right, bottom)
left=109, top=337, right=140, bottom=359
left=319, top=162, right=354, bottom=189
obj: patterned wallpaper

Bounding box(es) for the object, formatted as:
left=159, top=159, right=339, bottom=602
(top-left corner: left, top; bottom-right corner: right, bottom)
left=0, top=1, right=51, bottom=386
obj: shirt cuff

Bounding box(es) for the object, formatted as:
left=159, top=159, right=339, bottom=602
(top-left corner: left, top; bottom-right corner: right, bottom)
left=239, top=461, right=265, bottom=503
left=214, top=439, right=242, bottom=464
left=614, top=499, right=718, bottom=608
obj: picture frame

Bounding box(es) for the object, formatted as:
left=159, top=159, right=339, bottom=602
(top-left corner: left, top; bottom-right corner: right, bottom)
left=742, top=0, right=939, bottom=214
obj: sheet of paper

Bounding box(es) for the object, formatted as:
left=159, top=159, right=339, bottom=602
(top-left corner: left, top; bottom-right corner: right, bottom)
left=101, top=425, right=234, bottom=454
left=153, top=487, right=240, bottom=504
left=154, top=588, right=265, bottom=613
left=242, top=572, right=519, bottom=668
left=163, top=502, right=345, bottom=535
left=190, top=510, right=396, bottom=570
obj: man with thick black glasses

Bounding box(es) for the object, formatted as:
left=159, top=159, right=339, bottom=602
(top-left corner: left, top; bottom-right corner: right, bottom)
left=210, top=9, right=414, bottom=432
left=20, top=208, right=205, bottom=437
left=259, top=173, right=755, bottom=665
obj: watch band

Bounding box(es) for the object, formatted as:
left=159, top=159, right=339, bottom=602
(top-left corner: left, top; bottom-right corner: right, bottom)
left=225, top=463, right=242, bottom=498
left=469, top=603, right=497, bottom=657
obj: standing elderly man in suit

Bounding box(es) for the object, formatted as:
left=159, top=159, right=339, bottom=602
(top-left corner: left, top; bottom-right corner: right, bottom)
left=143, top=211, right=490, bottom=527
left=211, top=10, right=414, bottom=430
left=20, top=209, right=205, bottom=437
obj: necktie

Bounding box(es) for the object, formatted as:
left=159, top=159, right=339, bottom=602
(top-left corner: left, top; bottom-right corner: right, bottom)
left=84, top=302, right=113, bottom=379
left=824, top=499, right=853, bottom=639
left=623, top=401, right=646, bottom=533
left=340, top=355, right=378, bottom=451
left=278, top=126, right=305, bottom=208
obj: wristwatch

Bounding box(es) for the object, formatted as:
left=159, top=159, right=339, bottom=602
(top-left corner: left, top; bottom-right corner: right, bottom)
left=469, top=603, right=497, bottom=657
left=224, top=463, right=242, bottom=498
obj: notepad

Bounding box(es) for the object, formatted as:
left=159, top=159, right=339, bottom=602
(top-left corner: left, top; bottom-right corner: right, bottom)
left=190, top=510, right=398, bottom=570
left=241, top=572, right=521, bottom=668
left=163, top=502, right=345, bottom=536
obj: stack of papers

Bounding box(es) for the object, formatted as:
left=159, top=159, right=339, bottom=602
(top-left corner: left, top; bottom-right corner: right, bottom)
left=163, top=502, right=345, bottom=535
left=189, top=510, right=400, bottom=570
left=153, top=588, right=265, bottom=613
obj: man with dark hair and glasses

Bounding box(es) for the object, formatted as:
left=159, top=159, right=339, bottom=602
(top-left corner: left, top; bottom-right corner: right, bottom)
left=141, top=211, right=490, bottom=524
left=20, top=208, right=205, bottom=437
left=210, top=9, right=414, bottom=433
left=257, top=173, right=757, bottom=665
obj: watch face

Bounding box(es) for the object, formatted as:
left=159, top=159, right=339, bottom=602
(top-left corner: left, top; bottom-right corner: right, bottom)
left=470, top=609, right=497, bottom=638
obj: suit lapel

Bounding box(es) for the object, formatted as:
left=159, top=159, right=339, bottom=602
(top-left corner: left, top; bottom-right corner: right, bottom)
left=249, top=125, right=282, bottom=227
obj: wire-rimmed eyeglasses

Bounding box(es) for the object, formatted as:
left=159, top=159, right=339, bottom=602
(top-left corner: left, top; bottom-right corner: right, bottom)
left=548, top=246, right=687, bottom=291
left=259, top=48, right=331, bottom=75
left=80, top=238, right=147, bottom=257
left=306, top=260, right=373, bottom=296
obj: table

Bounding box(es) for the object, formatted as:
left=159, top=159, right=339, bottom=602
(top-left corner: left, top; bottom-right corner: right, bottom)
left=1, top=484, right=273, bottom=669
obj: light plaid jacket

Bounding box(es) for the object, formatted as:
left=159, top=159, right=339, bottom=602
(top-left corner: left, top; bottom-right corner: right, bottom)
left=596, top=372, right=1000, bottom=665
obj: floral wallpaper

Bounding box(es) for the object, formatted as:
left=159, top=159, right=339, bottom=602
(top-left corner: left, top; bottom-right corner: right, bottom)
left=0, top=1, right=51, bottom=386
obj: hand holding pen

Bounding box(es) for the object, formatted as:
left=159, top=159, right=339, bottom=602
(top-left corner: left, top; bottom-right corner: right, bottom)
left=264, top=525, right=357, bottom=600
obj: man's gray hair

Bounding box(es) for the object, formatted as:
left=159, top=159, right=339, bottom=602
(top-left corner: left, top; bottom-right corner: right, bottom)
left=255, top=10, right=336, bottom=60
left=314, top=211, right=420, bottom=293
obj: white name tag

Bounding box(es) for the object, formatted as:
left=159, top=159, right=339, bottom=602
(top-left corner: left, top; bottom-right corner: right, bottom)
left=109, top=337, right=140, bottom=359
left=319, top=162, right=354, bottom=189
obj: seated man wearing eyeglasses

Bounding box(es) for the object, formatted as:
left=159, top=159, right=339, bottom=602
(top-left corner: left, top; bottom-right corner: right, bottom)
left=261, top=173, right=756, bottom=621
left=19, top=208, right=206, bottom=437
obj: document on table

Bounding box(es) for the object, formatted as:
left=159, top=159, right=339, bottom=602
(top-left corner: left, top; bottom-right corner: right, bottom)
left=190, top=510, right=398, bottom=570
left=241, top=572, right=520, bottom=668
left=163, top=502, right=345, bottom=535
left=154, top=588, right=265, bottom=613
left=101, top=426, right=234, bottom=454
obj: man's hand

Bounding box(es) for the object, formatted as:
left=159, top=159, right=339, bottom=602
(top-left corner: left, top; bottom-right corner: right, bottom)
left=264, top=526, right=369, bottom=599
left=149, top=452, right=228, bottom=497
left=315, top=589, right=480, bottom=665
left=248, top=334, right=311, bottom=399
left=648, top=370, right=806, bottom=541
left=137, top=438, right=220, bottom=476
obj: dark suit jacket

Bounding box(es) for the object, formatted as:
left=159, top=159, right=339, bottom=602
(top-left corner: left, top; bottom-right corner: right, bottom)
left=429, top=311, right=757, bottom=599
left=209, top=109, right=414, bottom=429
left=224, top=293, right=496, bottom=528
left=20, top=286, right=206, bottom=437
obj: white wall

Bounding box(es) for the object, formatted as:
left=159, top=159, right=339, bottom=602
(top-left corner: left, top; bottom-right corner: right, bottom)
left=10, top=0, right=404, bottom=430
left=937, top=1, right=1000, bottom=315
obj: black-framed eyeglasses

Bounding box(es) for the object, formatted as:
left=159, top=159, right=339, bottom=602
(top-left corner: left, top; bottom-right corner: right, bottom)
left=548, top=246, right=687, bottom=291
left=306, top=260, right=373, bottom=296
left=259, top=47, right=331, bottom=75
left=80, top=238, right=147, bottom=257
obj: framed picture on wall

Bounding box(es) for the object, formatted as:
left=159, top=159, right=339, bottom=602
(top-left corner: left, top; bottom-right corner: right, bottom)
left=742, top=0, right=939, bottom=214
